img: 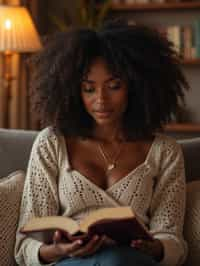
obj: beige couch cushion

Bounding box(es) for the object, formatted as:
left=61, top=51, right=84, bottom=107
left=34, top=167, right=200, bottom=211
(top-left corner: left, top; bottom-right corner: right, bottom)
left=0, top=171, right=25, bottom=266
left=184, top=181, right=200, bottom=266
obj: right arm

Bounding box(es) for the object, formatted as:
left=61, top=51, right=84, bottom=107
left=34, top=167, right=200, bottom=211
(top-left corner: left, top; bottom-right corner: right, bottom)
left=15, top=128, right=60, bottom=266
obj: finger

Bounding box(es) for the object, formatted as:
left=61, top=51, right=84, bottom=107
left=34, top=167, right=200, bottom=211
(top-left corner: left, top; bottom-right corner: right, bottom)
left=69, top=235, right=103, bottom=257
left=131, top=239, right=142, bottom=248
left=86, top=235, right=106, bottom=255
left=69, top=235, right=100, bottom=257
left=59, top=239, right=83, bottom=256
left=131, top=240, right=150, bottom=251
left=77, top=235, right=106, bottom=257
left=131, top=240, right=154, bottom=256
left=53, top=230, right=70, bottom=244
left=53, top=230, right=62, bottom=244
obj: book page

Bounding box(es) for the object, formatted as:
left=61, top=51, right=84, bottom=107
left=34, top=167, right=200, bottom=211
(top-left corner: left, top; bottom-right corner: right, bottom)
left=21, top=216, right=79, bottom=235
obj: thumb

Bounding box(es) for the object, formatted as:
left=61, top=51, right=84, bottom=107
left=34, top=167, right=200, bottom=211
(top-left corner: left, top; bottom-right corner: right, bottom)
left=53, top=230, right=62, bottom=244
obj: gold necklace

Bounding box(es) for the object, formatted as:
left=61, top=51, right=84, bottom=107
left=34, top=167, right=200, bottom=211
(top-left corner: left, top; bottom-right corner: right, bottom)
left=98, top=140, right=124, bottom=172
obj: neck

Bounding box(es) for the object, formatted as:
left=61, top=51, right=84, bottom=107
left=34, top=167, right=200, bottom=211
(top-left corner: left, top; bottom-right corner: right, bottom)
left=93, top=124, right=124, bottom=143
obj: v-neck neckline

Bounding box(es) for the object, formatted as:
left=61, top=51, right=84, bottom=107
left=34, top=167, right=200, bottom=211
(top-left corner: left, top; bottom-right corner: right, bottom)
left=60, top=134, right=159, bottom=192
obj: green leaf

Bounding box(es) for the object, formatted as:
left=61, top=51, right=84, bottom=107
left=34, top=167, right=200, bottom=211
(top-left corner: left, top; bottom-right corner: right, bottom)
left=48, top=0, right=112, bottom=31
left=48, top=14, right=68, bottom=31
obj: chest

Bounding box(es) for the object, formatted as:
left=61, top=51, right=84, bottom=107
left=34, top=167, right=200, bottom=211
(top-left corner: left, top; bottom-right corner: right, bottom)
left=66, top=138, right=153, bottom=190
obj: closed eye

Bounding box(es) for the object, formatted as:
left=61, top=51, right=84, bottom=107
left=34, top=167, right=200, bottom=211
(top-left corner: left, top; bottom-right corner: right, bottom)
left=109, top=83, right=121, bottom=90
left=82, top=87, right=95, bottom=93
left=107, top=81, right=122, bottom=90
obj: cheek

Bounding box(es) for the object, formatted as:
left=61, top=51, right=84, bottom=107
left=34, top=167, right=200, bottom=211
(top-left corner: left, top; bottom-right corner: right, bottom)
left=81, top=94, right=93, bottom=112
left=116, top=92, right=128, bottom=111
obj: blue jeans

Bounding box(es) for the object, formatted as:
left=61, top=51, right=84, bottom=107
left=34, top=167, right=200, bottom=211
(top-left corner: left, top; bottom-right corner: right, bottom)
left=55, top=246, right=158, bottom=266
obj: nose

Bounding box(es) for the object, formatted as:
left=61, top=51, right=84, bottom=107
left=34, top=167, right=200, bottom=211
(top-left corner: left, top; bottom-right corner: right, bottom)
left=96, top=88, right=107, bottom=104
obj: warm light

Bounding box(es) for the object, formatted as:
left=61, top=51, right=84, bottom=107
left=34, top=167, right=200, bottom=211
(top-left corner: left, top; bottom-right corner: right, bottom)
left=0, top=5, right=42, bottom=53
left=0, top=5, right=42, bottom=129
left=4, top=19, right=11, bottom=30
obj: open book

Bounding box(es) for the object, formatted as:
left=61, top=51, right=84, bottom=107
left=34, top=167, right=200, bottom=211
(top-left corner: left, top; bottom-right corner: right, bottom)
left=20, top=206, right=152, bottom=244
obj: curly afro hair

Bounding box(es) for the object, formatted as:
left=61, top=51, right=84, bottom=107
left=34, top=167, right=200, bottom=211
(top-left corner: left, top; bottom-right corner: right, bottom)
left=30, top=19, right=189, bottom=140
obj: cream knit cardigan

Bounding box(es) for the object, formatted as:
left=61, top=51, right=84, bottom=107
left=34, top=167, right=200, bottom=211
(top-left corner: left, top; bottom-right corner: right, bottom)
left=15, top=127, right=187, bottom=266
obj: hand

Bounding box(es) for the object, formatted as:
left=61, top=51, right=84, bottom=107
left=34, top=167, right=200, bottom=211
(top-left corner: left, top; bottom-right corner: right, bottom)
left=39, top=230, right=107, bottom=263
left=102, top=235, right=116, bottom=246
left=130, top=239, right=164, bottom=261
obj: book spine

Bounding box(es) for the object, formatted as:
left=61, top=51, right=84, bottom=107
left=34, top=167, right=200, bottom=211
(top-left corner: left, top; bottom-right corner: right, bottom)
left=134, top=0, right=151, bottom=3
left=172, top=25, right=181, bottom=55
left=194, top=20, right=200, bottom=58
left=183, top=25, right=192, bottom=59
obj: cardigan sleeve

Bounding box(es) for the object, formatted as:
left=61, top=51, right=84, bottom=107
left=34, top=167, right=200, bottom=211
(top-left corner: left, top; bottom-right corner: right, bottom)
left=15, top=127, right=60, bottom=266
left=149, top=140, right=187, bottom=266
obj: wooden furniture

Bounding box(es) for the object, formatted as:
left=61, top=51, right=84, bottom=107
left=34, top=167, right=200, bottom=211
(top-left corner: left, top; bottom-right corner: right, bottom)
left=108, top=1, right=200, bottom=66
left=109, top=2, right=200, bottom=11
left=105, top=1, right=200, bottom=134
left=164, top=123, right=200, bottom=139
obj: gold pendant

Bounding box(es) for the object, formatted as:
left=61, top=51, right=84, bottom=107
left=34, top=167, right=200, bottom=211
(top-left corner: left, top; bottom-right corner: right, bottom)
left=107, top=164, right=115, bottom=171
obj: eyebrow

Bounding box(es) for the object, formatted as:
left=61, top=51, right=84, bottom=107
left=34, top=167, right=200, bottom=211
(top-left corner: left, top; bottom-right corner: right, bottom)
left=82, top=76, right=120, bottom=84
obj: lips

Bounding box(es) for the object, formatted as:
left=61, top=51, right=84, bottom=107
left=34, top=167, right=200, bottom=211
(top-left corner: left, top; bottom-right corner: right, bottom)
left=94, top=110, right=112, bottom=118
left=95, top=110, right=111, bottom=113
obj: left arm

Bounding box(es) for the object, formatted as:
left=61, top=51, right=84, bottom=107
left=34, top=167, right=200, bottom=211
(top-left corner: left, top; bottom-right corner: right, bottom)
left=132, top=140, right=187, bottom=265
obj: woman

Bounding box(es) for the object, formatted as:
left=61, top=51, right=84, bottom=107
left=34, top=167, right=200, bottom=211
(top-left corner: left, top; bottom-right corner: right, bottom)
left=15, top=20, right=189, bottom=266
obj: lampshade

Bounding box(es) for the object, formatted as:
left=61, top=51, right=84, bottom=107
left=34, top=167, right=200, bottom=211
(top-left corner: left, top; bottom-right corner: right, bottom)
left=0, top=5, right=42, bottom=53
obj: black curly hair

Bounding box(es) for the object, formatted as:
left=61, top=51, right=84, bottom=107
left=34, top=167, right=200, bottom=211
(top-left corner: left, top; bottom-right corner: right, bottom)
left=30, top=19, right=189, bottom=140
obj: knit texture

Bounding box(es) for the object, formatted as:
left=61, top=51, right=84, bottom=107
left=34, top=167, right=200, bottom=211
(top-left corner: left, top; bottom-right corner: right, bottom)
left=0, top=170, right=25, bottom=266
left=15, top=127, right=187, bottom=266
left=184, top=181, right=200, bottom=266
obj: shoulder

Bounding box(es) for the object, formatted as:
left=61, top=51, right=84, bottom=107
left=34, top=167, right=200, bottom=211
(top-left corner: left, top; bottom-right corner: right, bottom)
left=32, top=126, right=63, bottom=154
left=155, top=134, right=184, bottom=173
left=155, top=133, right=182, bottom=155
left=35, top=126, right=60, bottom=142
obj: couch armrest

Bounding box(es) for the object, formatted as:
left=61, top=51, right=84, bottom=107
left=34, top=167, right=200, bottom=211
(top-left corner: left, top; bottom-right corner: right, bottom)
left=183, top=181, right=200, bottom=266
left=178, top=138, right=200, bottom=182
left=0, top=129, right=37, bottom=177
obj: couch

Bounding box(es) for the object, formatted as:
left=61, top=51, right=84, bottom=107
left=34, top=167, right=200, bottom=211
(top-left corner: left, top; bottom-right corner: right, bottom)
left=0, top=128, right=200, bottom=266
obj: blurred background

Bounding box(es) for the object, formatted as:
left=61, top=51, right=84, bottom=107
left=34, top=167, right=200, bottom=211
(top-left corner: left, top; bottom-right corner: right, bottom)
left=0, top=0, right=200, bottom=138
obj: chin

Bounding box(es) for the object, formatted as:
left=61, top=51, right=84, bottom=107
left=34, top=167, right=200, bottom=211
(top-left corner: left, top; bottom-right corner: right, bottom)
left=95, top=118, right=116, bottom=126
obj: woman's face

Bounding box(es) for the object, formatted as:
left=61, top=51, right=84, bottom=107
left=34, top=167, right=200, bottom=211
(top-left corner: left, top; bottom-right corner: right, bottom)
left=81, top=58, right=128, bottom=127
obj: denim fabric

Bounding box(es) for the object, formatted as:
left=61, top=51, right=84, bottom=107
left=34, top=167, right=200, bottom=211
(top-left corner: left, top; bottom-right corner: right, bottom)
left=55, top=246, right=158, bottom=266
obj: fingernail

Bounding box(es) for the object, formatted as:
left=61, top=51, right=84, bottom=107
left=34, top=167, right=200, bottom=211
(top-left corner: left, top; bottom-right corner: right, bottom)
left=76, top=239, right=82, bottom=244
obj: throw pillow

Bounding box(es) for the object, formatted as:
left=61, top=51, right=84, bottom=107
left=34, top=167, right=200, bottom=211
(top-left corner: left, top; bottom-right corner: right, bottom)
left=184, top=180, right=200, bottom=266
left=0, top=170, right=25, bottom=266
